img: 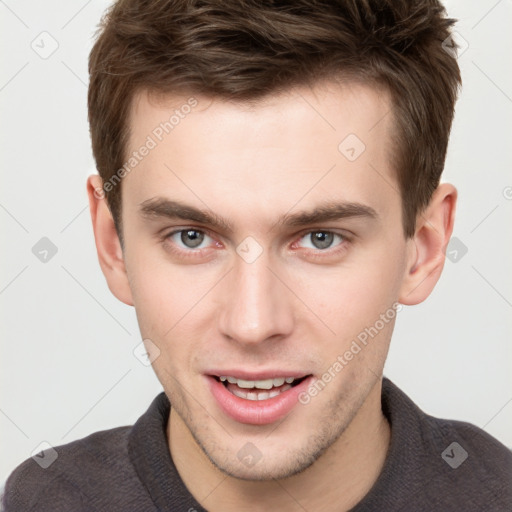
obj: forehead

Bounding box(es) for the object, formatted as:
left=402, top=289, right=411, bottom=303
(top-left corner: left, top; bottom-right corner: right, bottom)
left=129, top=80, right=392, bottom=146
left=123, top=81, right=398, bottom=229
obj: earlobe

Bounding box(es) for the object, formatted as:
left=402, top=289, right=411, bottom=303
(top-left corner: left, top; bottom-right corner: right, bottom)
left=86, top=175, right=134, bottom=306
left=398, top=183, right=457, bottom=305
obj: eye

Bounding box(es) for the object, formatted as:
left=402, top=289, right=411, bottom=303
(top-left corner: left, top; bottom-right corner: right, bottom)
left=297, top=231, right=345, bottom=250
left=168, top=229, right=213, bottom=250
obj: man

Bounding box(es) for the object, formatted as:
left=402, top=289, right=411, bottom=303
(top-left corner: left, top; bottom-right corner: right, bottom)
left=3, top=0, right=511, bottom=510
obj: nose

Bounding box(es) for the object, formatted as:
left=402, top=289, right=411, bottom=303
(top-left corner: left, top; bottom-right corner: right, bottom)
left=218, top=251, right=295, bottom=346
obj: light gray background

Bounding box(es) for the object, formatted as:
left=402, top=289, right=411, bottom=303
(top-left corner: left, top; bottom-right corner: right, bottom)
left=1, top=0, right=511, bottom=485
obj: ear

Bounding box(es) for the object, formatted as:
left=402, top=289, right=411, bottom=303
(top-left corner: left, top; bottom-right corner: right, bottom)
left=86, top=174, right=134, bottom=306
left=398, top=183, right=457, bottom=305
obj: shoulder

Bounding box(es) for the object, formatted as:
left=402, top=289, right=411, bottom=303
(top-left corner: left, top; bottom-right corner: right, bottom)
left=376, top=379, right=512, bottom=511
left=420, top=414, right=512, bottom=509
left=2, top=426, right=150, bottom=512
left=424, top=410, right=512, bottom=476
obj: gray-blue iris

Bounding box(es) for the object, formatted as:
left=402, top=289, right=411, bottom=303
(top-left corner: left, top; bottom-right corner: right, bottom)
left=311, top=231, right=333, bottom=249
left=181, top=229, right=204, bottom=248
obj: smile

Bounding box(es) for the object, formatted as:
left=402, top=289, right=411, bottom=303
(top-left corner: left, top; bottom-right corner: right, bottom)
left=218, top=375, right=306, bottom=401
left=207, top=373, right=312, bottom=425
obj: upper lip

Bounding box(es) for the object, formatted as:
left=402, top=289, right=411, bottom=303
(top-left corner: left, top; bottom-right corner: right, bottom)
left=206, top=370, right=310, bottom=380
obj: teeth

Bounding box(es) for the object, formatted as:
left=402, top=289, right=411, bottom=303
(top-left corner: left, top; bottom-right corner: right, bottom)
left=231, top=384, right=292, bottom=400
left=238, top=378, right=265, bottom=389
left=218, top=376, right=298, bottom=389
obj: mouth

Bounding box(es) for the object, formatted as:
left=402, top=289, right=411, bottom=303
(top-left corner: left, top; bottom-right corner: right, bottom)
left=206, top=372, right=313, bottom=425
left=214, top=375, right=309, bottom=401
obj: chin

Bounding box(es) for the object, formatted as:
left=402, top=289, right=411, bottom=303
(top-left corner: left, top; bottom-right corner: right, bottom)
left=191, top=419, right=345, bottom=482
left=206, top=445, right=322, bottom=481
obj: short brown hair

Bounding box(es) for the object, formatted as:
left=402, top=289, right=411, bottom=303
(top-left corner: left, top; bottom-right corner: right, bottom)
left=88, top=0, right=461, bottom=239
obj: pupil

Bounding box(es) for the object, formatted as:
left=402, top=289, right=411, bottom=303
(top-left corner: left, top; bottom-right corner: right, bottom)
left=312, top=231, right=333, bottom=249
left=181, top=230, right=204, bottom=248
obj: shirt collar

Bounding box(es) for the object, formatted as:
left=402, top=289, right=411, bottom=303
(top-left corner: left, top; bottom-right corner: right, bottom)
left=128, top=390, right=206, bottom=511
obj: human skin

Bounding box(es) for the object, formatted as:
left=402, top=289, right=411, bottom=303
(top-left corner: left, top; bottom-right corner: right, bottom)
left=87, top=80, right=456, bottom=511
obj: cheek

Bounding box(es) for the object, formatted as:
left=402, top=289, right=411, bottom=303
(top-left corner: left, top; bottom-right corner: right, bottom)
left=130, top=273, right=197, bottom=390
left=127, top=257, right=217, bottom=365
left=297, top=247, right=404, bottom=348
left=126, top=245, right=202, bottom=332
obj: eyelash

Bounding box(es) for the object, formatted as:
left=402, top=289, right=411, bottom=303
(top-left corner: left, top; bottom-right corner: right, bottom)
left=162, top=228, right=219, bottom=259
left=161, top=228, right=351, bottom=259
left=292, top=230, right=350, bottom=260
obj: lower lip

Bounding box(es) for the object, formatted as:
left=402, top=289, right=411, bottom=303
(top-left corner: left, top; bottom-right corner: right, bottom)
left=207, top=375, right=313, bottom=425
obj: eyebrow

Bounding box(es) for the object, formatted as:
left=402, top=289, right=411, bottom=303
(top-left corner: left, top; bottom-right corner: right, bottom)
left=139, top=198, right=234, bottom=233
left=278, top=202, right=378, bottom=228
left=139, top=197, right=378, bottom=232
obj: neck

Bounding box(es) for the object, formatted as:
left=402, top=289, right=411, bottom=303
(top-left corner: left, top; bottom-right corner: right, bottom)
left=168, top=379, right=390, bottom=511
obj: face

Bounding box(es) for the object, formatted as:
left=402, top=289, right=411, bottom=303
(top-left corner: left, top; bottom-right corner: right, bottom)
left=119, top=81, right=412, bottom=479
